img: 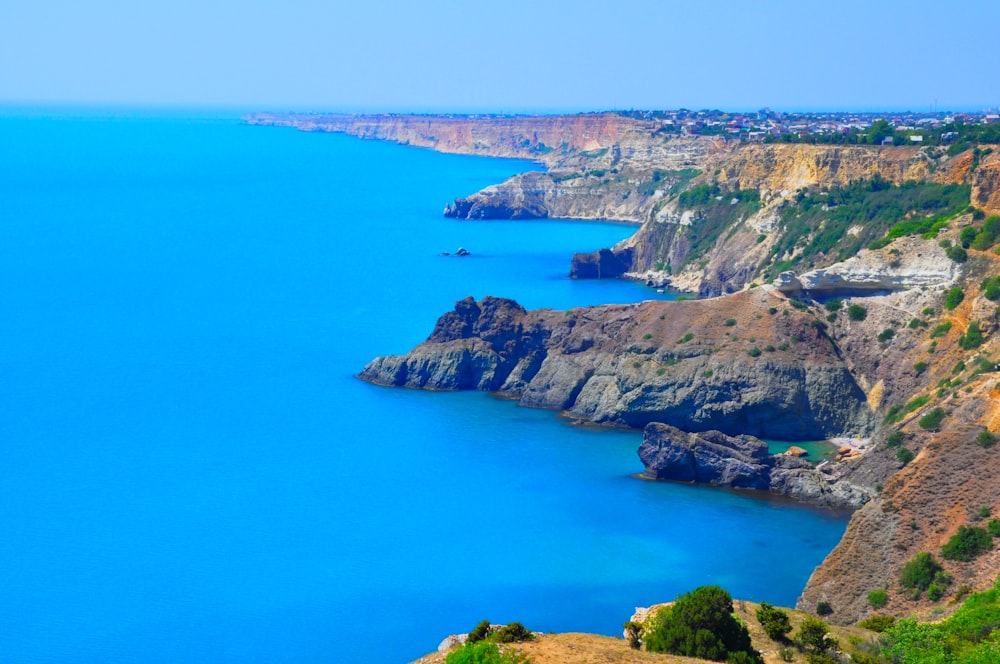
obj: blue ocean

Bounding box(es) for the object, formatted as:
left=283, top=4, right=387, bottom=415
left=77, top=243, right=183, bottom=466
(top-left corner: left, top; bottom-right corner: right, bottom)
left=0, top=110, right=847, bottom=663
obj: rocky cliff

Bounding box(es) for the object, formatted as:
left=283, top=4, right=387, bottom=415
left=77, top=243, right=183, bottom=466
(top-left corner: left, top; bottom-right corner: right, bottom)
left=360, top=290, right=876, bottom=440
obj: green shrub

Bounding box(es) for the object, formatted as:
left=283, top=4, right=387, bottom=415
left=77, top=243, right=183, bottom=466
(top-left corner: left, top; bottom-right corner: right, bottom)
left=797, top=616, right=833, bottom=653
left=642, top=333, right=652, bottom=340
left=919, top=408, right=946, bottom=431
left=896, top=447, right=915, bottom=465
left=928, top=583, right=946, bottom=601
left=908, top=317, right=927, bottom=329
left=756, top=602, right=792, bottom=641
left=824, top=298, right=843, bottom=312
left=961, top=225, right=979, bottom=248
left=930, top=321, right=953, bottom=338
left=847, top=304, right=868, bottom=321
left=868, top=589, right=889, bottom=609
left=858, top=615, right=896, bottom=632
left=445, top=641, right=528, bottom=664
left=468, top=620, right=492, bottom=643
left=815, top=601, right=833, bottom=616
left=724, top=318, right=737, bottom=326
left=678, top=332, right=694, bottom=344
left=623, top=621, right=643, bottom=649
left=941, top=526, right=993, bottom=561
left=886, top=431, right=906, bottom=447
left=644, top=586, right=762, bottom=663
left=922, top=307, right=936, bottom=316
left=959, top=321, right=984, bottom=349
left=878, top=328, right=895, bottom=342
left=953, top=360, right=966, bottom=374
left=982, top=276, right=1000, bottom=300
left=947, top=245, right=969, bottom=262
left=492, top=623, right=534, bottom=644
left=914, top=361, right=928, bottom=373
left=971, top=215, right=1000, bottom=251
left=945, top=287, right=965, bottom=311
left=978, top=429, right=997, bottom=448
left=899, top=552, right=944, bottom=593
left=988, top=519, right=1000, bottom=536
left=748, top=347, right=762, bottom=357
left=768, top=307, right=778, bottom=315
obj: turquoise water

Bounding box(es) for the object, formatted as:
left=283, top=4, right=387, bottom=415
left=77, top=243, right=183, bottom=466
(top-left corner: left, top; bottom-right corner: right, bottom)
left=766, top=440, right=840, bottom=463
left=0, top=110, right=847, bottom=663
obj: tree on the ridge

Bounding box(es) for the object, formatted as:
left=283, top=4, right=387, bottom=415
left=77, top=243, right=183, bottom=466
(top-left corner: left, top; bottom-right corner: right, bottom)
left=644, top=585, right=763, bottom=663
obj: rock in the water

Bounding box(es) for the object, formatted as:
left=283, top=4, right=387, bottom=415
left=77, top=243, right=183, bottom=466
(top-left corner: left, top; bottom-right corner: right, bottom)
left=639, top=422, right=771, bottom=489
left=785, top=445, right=809, bottom=457
left=570, top=247, right=633, bottom=279
left=638, top=422, right=871, bottom=509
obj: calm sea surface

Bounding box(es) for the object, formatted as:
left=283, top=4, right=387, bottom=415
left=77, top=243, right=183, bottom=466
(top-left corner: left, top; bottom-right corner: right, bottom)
left=0, top=110, right=847, bottom=663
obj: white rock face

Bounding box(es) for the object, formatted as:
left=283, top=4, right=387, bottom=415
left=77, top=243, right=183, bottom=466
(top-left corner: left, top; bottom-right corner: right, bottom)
left=776, top=236, right=959, bottom=294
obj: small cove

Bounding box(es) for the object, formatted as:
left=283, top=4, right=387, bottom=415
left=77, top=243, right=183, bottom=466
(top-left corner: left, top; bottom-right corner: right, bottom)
left=0, top=109, right=849, bottom=663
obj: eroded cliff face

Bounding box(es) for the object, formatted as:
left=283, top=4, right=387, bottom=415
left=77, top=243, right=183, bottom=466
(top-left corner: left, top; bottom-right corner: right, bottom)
left=360, top=290, right=876, bottom=440
left=797, top=240, right=1000, bottom=624
left=606, top=143, right=980, bottom=296
left=246, top=112, right=668, bottom=168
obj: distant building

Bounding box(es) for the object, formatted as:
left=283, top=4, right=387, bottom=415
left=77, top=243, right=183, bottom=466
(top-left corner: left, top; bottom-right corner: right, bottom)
left=909, top=135, right=924, bottom=142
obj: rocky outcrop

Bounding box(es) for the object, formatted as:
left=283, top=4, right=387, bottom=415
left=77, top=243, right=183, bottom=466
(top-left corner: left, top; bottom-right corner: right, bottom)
left=569, top=247, right=633, bottom=279
left=360, top=290, right=877, bottom=440
left=775, top=235, right=961, bottom=296
left=639, top=423, right=871, bottom=509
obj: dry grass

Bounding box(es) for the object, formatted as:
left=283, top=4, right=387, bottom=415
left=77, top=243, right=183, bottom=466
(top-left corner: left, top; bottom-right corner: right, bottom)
left=411, top=601, right=880, bottom=664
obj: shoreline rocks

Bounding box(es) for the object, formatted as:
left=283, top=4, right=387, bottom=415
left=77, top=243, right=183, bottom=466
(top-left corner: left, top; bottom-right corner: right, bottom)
left=638, top=423, right=872, bottom=509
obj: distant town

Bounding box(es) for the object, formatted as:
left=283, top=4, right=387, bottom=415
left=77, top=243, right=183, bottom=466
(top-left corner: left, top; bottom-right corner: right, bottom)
left=616, top=108, right=1000, bottom=147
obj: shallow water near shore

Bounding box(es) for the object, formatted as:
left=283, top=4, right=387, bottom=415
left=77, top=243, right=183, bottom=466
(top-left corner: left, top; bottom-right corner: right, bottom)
left=0, top=110, right=848, bottom=663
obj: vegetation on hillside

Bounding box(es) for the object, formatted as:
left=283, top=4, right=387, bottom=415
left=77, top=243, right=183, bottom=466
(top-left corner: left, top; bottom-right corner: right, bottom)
left=644, top=585, right=763, bottom=663
left=762, top=177, right=970, bottom=278
left=673, top=184, right=761, bottom=269
left=876, top=578, right=1000, bottom=663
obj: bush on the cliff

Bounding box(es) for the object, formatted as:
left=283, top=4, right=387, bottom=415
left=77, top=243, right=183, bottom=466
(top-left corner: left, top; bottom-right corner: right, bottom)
left=868, top=589, right=889, bottom=610
left=980, top=430, right=998, bottom=448
left=644, top=586, right=762, bottom=663
left=899, top=552, right=945, bottom=596
left=947, top=245, right=968, bottom=263
left=468, top=620, right=492, bottom=643
left=959, top=321, right=984, bottom=350
left=858, top=615, right=896, bottom=632
left=919, top=407, right=946, bottom=431
left=972, top=215, right=1000, bottom=251
left=941, top=526, right=993, bottom=562
left=896, top=447, right=915, bottom=465
left=945, top=287, right=965, bottom=311
left=445, top=641, right=528, bottom=664
left=797, top=616, right=835, bottom=654
left=492, top=623, right=533, bottom=644
left=847, top=304, right=867, bottom=321
left=755, top=602, right=792, bottom=641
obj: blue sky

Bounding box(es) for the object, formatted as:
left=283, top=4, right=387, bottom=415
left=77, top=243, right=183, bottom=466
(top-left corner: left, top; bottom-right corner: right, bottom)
left=2, top=0, right=998, bottom=112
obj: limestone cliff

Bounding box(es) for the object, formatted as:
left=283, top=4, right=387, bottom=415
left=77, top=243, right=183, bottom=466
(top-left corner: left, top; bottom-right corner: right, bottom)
left=594, top=143, right=984, bottom=296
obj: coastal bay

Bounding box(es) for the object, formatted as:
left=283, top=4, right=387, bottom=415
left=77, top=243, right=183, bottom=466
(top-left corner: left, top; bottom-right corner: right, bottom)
left=0, top=110, right=847, bottom=663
